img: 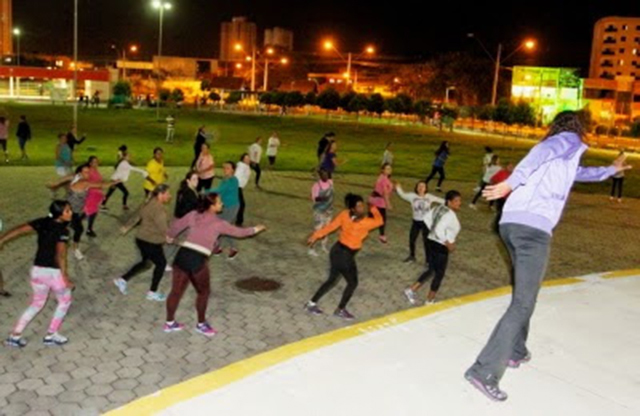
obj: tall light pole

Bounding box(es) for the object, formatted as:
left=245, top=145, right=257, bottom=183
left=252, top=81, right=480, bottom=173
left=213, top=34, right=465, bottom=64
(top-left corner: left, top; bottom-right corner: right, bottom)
left=445, top=86, right=456, bottom=104
left=323, top=40, right=375, bottom=89
left=12, top=28, right=20, bottom=66
left=468, top=34, right=536, bottom=105
left=235, top=43, right=257, bottom=92
left=152, top=0, right=172, bottom=120
left=73, top=0, right=78, bottom=131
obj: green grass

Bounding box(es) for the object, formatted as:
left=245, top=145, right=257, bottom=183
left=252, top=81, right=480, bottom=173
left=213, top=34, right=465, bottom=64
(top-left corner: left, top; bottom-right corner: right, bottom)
left=0, top=103, right=636, bottom=197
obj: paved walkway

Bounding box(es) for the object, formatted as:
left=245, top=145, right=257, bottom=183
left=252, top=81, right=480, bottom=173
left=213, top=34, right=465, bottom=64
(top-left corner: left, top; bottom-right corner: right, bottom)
left=0, top=167, right=638, bottom=415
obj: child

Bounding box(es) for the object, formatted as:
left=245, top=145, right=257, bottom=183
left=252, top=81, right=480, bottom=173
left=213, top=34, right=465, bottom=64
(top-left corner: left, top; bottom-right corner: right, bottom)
left=469, top=154, right=501, bottom=210
left=309, top=169, right=334, bottom=256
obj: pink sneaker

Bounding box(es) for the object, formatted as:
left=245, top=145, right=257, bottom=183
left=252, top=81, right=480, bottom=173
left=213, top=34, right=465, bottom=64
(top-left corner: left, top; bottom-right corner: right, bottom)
left=195, top=322, right=218, bottom=337
left=163, top=321, right=185, bottom=333
left=378, top=235, right=388, bottom=244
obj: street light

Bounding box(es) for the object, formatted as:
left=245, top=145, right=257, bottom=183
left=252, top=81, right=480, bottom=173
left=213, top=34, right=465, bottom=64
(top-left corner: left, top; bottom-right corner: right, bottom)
left=468, top=33, right=536, bottom=105
left=152, top=0, right=172, bottom=120
left=322, top=39, right=376, bottom=89
left=445, top=86, right=456, bottom=104
left=120, top=44, right=139, bottom=80
left=12, top=28, right=20, bottom=66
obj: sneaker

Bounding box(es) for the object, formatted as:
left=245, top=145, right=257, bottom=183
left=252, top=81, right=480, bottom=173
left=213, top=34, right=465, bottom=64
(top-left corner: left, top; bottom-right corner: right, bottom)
left=305, top=301, right=324, bottom=315
left=425, top=299, right=437, bottom=305
left=404, top=288, right=417, bottom=305
left=378, top=235, right=388, bottom=244
left=308, top=248, right=319, bottom=257
left=122, top=205, right=130, bottom=211
left=508, top=351, right=532, bottom=369
left=43, top=332, right=68, bottom=346
left=74, top=249, right=84, bottom=261
left=113, top=278, right=128, bottom=295
left=334, top=308, right=356, bottom=320
left=86, top=230, right=97, bottom=238
left=195, top=322, right=218, bottom=338
left=403, top=255, right=416, bottom=263
left=468, top=203, right=478, bottom=211
left=227, top=249, right=239, bottom=260
left=163, top=321, right=185, bottom=333
left=164, top=265, right=173, bottom=273
left=99, top=205, right=109, bottom=212
left=212, top=247, right=223, bottom=256
left=464, top=371, right=508, bottom=402
left=609, top=196, right=614, bottom=201
left=146, top=291, right=167, bottom=302
left=5, top=335, right=27, bottom=348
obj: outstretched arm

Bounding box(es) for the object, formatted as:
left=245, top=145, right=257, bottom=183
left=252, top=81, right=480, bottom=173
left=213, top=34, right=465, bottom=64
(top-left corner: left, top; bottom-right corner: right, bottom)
left=576, top=153, right=631, bottom=183
left=0, top=224, right=34, bottom=248
left=308, top=211, right=345, bottom=245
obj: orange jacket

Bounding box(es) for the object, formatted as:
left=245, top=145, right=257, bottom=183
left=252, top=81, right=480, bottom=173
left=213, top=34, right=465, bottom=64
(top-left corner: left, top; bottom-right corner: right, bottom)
left=312, top=206, right=384, bottom=250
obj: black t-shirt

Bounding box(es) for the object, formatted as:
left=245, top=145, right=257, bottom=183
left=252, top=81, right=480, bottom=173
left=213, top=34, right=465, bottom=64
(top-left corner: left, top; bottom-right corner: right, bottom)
left=29, top=217, right=70, bottom=269
left=317, top=137, right=330, bottom=157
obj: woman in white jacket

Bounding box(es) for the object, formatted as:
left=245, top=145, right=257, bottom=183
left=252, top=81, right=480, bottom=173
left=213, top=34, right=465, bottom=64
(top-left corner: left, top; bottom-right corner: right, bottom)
left=396, top=181, right=443, bottom=263
left=101, top=146, right=149, bottom=211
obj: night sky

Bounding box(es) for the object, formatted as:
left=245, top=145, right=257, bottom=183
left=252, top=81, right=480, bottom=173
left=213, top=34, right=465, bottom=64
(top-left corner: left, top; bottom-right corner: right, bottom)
left=13, top=1, right=640, bottom=71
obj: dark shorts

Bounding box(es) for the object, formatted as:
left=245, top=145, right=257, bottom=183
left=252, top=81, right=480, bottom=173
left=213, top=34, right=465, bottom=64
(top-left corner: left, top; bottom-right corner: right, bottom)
left=268, top=156, right=276, bottom=165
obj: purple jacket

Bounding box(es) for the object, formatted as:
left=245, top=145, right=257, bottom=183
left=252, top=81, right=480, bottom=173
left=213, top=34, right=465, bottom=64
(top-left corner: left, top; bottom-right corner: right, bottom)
left=168, top=210, right=257, bottom=256
left=501, top=132, right=616, bottom=235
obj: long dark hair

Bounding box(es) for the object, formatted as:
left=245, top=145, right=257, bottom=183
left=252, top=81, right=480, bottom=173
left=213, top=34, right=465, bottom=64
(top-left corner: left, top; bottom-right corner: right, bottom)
left=544, top=111, right=586, bottom=141
left=435, top=141, right=449, bottom=156
left=49, top=200, right=70, bottom=220
left=197, top=193, right=219, bottom=213
left=178, top=171, right=198, bottom=194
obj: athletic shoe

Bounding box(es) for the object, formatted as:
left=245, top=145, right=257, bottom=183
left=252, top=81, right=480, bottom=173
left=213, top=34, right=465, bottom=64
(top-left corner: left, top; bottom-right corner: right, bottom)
left=305, top=301, right=324, bottom=315
left=308, top=248, right=319, bottom=257
left=43, top=332, right=68, bottom=346
left=403, top=255, right=416, bottom=263
left=404, top=288, right=417, bottom=305
left=334, top=308, right=356, bottom=320
left=321, top=245, right=330, bottom=254
left=212, top=247, right=223, bottom=256
left=508, top=352, right=532, bottom=369
left=5, top=336, right=27, bottom=348
left=468, top=203, right=478, bottom=211
left=122, top=205, right=130, bottom=211
left=113, top=278, right=128, bottom=295
left=163, top=321, right=185, bottom=333
left=425, top=299, right=437, bottom=305
left=609, top=196, right=614, bottom=201
left=436, top=187, right=443, bottom=193
left=146, top=291, right=167, bottom=302
left=99, top=205, right=109, bottom=212
left=473, top=186, right=480, bottom=192
left=86, top=230, right=97, bottom=238
left=74, top=249, right=85, bottom=261
left=195, top=322, right=218, bottom=338
left=464, top=371, right=508, bottom=401
left=227, top=249, right=239, bottom=260
left=378, top=235, right=388, bottom=244
left=164, top=265, right=173, bottom=273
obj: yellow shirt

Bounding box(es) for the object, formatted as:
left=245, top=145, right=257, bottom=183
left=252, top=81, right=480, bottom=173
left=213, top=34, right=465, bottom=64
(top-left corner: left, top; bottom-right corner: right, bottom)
left=144, top=159, right=166, bottom=191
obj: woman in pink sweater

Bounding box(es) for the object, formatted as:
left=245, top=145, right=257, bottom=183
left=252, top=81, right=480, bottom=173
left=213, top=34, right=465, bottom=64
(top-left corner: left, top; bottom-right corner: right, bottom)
left=368, top=163, right=394, bottom=243
left=163, top=193, right=266, bottom=337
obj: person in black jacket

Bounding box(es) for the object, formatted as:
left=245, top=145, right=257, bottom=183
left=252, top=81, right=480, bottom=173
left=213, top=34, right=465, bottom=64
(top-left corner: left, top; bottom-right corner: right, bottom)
left=191, top=126, right=208, bottom=168
left=16, top=115, right=32, bottom=161
left=174, top=171, right=200, bottom=219
left=66, top=127, right=86, bottom=152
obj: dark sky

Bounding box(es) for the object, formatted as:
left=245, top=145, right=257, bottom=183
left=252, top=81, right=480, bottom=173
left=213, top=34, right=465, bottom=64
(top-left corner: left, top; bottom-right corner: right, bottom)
left=13, top=1, right=640, bottom=71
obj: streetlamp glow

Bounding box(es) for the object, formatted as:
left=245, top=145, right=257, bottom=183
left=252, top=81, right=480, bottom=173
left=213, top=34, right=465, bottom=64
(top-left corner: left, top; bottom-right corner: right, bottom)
left=130, top=45, right=138, bottom=53
left=324, top=41, right=334, bottom=50
left=281, top=58, right=289, bottom=65
left=234, top=43, right=243, bottom=51
left=245, top=56, right=252, bottom=62
left=366, top=46, right=375, bottom=54
left=266, top=47, right=275, bottom=55
left=12, top=28, right=20, bottom=36
left=153, top=1, right=171, bottom=9
left=236, top=63, right=242, bottom=69
left=525, top=39, right=536, bottom=50
left=152, top=0, right=172, bottom=120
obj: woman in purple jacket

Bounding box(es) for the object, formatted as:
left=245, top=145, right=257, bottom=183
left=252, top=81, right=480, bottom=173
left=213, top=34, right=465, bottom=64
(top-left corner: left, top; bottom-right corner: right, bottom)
left=163, top=193, right=266, bottom=337
left=464, top=111, right=631, bottom=401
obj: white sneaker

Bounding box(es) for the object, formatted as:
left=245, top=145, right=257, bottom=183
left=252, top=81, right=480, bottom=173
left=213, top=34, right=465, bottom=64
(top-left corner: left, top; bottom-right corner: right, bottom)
left=308, top=248, right=319, bottom=257
left=468, top=204, right=478, bottom=211
left=146, top=291, right=167, bottom=302
left=165, top=265, right=173, bottom=273
left=425, top=299, right=437, bottom=305
left=43, top=332, right=68, bottom=346
left=404, top=288, right=417, bottom=305
left=113, top=278, right=128, bottom=295
left=74, top=249, right=84, bottom=260
left=321, top=245, right=330, bottom=254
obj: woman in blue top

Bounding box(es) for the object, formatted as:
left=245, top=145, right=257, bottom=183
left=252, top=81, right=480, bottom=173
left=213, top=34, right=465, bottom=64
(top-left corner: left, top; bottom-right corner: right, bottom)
left=319, top=141, right=346, bottom=179
left=55, top=133, right=73, bottom=177
left=204, top=161, right=241, bottom=259
left=425, top=141, right=449, bottom=192
left=464, top=111, right=631, bottom=402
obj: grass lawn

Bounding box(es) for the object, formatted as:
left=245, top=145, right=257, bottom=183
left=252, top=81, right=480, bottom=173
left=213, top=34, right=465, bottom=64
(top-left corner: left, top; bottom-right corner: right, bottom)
left=0, top=102, right=637, bottom=197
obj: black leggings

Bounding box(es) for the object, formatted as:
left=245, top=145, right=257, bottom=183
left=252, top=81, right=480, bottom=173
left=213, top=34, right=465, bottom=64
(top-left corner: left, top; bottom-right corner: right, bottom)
left=87, top=213, right=98, bottom=233
left=472, top=181, right=489, bottom=204
left=122, top=239, right=167, bottom=292
left=70, top=213, right=85, bottom=243
left=103, top=183, right=130, bottom=206
left=197, top=177, right=214, bottom=192
left=378, top=208, right=387, bottom=236
left=409, top=220, right=429, bottom=259
left=250, top=162, right=262, bottom=186
left=311, top=243, right=359, bottom=309
left=611, top=177, right=624, bottom=198
left=426, top=166, right=445, bottom=188
left=0, top=139, right=6, bottom=152
left=416, top=240, right=449, bottom=292
left=493, top=198, right=507, bottom=234
left=236, top=187, right=245, bottom=226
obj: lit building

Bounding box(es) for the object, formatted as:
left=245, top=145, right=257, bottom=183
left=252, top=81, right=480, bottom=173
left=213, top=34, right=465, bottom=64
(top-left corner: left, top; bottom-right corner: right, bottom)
left=589, top=16, right=640, bottom=80
left=264, top=28, right=293, bottom=52
left=0, top=0, right=12, bottom=56
left=220, top=17, right=257, bottom=61
left=511, top=66, right=584, bottom=123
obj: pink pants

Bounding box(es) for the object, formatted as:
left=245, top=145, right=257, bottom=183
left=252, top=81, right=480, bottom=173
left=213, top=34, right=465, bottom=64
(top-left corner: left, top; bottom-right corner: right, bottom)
left=13, top=267, right=73, bottom=335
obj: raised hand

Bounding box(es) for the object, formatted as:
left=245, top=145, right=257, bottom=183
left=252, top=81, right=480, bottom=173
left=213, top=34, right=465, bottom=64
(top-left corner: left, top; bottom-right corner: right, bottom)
left=613, top=153, right=632, bottom=173
left=482, top=182, right=512, bottom=201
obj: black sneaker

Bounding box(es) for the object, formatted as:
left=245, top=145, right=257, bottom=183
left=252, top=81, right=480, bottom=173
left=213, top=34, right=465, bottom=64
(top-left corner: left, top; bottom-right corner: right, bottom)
left=5, top=336, right=27, bottom=348
left=464, top=370, right=508, bottom=401
left=86, top=230, right=97, bottom=238
left=403, top=256, right=416, bottom=263
left=334, top=308, right=356, bottom=320
left=305, top=302, right=324, bottom=315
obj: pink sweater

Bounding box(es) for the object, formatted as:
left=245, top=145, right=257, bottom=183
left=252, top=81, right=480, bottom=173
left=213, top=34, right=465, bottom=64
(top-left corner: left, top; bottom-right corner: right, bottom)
left=369, top=174, right=393, bottom=208
left=168, top=210, right=257, bottom=256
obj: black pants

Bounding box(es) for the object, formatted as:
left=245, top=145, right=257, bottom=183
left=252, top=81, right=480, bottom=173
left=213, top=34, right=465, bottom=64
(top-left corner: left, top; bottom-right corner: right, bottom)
left=87, top=213, right=98, bottom=233
left=235, top=188, right=246, bottom=226
left=493, top=198, right=507, bottom=234
left=268, top=156, right=276, bottom=166
left=191, top=148, right=201, bottom=169
left=197, top=177, right=214, bottom=192
left=311, top=243, right=359, bottom=309
left=472, top=181, right=489, bottom=204
left=416, top=240, right=449, bottom=292
left=250, top=162, right=261, bottom=186
left=103, top=183, right=130, bottom=206
left=378, top=207, right=387, bottom=236
left=70, top=213, right=85, bottom=243
left=409, top=220, right=429, bottom=259
left=611, top=177, right=624, bottom=198
left=122, top=239, right=167, bottom=292
left=426, top=166, right=445, bottom=188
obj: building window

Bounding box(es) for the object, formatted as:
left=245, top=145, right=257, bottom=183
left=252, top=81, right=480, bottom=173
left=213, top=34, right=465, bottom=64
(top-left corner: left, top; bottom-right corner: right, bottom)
left=602, top=60, right=614, bottom=68
left=605, top=25, right=618, bottom=32
left=623, top=25, right=629, bottom=30
left=620, top=48, right=625, bottom=53
left=637, top=25, right=640, bottom=31
left=622, top=36, right=627, bottom=42
left=617, top=72, right=622, bottom=75
left=604, top=37, right=617, bottom=44
left=603, top=48, right=616, bottom=56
